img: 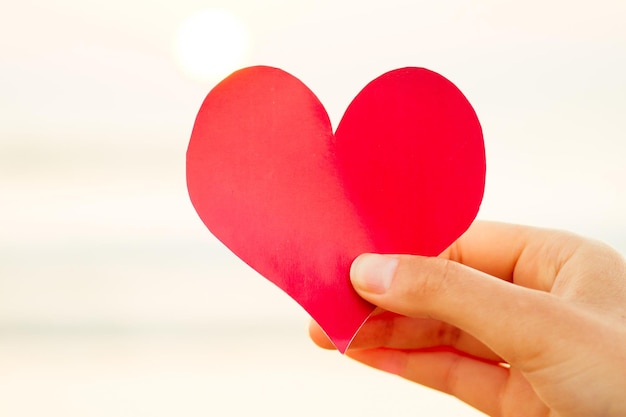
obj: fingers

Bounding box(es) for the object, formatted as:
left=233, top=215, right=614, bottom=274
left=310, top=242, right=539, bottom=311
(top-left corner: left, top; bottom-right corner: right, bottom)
left=347, top=348, right=548, bottom=417
left=349, top=253, right=583, bottom=369
left=309, top=313, right=502, bottom=362
left=442, top=221, right=583, bottom=291
left=553, top=238, right=626, bottom=310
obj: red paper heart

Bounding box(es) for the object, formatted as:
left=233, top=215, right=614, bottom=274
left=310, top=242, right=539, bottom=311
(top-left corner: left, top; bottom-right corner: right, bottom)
left=187, top=66, right=485, bottom=353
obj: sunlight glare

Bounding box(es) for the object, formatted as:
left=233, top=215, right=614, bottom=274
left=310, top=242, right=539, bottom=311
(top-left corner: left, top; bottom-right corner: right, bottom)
left=175, top=8, right=249, bottom=82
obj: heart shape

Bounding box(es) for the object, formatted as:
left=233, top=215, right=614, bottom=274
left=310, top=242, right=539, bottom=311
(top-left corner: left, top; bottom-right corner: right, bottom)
left=187, top=66, right=485, bottom=352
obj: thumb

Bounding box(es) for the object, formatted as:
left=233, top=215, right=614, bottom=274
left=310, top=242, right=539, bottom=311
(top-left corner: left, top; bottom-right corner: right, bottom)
left=350, top=253, right=582, bottom=369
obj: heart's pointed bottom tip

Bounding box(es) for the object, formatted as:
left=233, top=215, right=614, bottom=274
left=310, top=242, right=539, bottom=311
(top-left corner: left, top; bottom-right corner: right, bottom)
left=323, top=312, right=374, bottom=354
left=336, top=344, right=349, bottom=355
left=330, top=336, right=354, bottom=354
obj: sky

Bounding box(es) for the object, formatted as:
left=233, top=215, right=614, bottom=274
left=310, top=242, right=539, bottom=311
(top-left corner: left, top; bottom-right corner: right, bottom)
left=2, top=1, right=625, bottom=246
left=0, top=1, right=625, bottom=415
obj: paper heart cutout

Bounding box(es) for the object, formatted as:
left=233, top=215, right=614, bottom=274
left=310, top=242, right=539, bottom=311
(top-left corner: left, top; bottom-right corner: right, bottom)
left=187, top=66, right=485, bottom=353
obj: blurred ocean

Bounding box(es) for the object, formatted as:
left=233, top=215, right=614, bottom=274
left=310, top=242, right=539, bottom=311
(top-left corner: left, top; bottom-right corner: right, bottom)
left=0, top=137, right=491, bottom=416
left=0, top=134, right=623, bottom=416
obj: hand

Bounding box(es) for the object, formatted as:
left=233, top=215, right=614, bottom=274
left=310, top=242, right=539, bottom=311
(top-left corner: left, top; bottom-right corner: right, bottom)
left=310, top=221, right=626, bottom=417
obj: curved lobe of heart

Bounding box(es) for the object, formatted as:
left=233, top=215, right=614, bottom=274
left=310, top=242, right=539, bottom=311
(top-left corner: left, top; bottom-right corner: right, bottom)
left=336, top=68, right=485, bottom=255
left=186, top=66, right=485, bottom=353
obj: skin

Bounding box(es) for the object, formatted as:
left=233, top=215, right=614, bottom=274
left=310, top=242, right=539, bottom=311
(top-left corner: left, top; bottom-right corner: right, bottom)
left=309, top=221, right=626, bottom=417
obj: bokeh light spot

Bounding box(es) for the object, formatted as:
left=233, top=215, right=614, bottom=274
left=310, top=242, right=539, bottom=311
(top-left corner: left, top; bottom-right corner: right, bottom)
left=175, top=8, right=249, bottom=82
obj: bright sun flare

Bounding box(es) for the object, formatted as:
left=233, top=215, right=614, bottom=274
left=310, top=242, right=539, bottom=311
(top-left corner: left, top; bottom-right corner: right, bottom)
left=175, top=9, right=249, bottom=82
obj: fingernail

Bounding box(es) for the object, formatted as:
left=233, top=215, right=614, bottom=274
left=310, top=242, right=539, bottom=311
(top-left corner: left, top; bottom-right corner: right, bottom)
left=350, top=254, right=398, bottom=294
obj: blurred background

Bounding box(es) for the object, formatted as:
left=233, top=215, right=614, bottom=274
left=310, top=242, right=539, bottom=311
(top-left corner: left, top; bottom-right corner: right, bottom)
left=1, top=1, right=625, bottom=416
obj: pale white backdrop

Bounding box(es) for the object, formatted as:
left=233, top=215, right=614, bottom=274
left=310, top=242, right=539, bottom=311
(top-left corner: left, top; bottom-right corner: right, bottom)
left=1, top=1, right=625, bottom=416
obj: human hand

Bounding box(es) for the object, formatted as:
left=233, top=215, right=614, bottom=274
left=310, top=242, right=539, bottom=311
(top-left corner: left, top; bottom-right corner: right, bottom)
left=310, top=221, right=626, bottom=417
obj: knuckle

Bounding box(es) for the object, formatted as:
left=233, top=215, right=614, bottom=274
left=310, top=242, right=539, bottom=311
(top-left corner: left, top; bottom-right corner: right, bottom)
left=404, top=257, right=458, bottom=299
left=436, top=321, right=463, bottom=347
left=392, top=256, right=465, bottom=318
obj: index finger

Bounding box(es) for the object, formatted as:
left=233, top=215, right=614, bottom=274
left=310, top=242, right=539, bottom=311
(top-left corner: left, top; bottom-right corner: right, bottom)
left=441, top=221, right=583, bottom=291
